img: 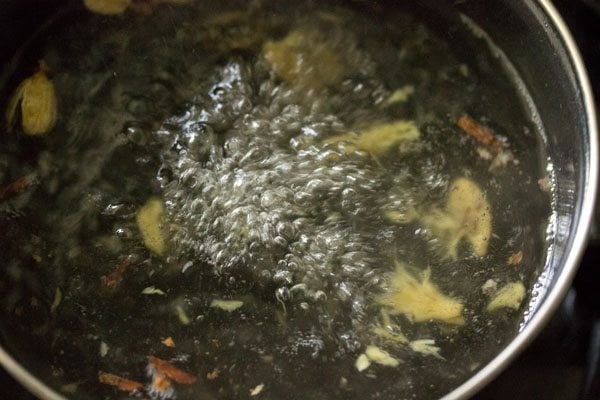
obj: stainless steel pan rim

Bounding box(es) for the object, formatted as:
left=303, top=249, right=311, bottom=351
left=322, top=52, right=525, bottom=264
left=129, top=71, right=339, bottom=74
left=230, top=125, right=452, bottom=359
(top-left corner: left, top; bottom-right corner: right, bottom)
left=443, top=0, right=599, bottom=398
left=0, top=0, right=597, bottom=399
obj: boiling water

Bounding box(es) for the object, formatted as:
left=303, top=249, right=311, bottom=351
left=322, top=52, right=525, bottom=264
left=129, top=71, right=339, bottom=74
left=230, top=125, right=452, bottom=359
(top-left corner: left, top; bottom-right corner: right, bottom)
left=0, top=1, right=553, bottom=399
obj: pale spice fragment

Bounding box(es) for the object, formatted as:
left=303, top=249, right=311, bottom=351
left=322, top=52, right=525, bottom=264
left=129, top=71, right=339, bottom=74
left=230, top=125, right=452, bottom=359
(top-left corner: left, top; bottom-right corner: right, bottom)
left=6, top=65, right=57, bottom=136
left=376, top=263, right=464, bottom=325
left=210, top=299, right=244, bottom=312
left=355, top=354, right=371, bottom=372
left=481, top=279, right=498, bottom=296
left=486, top=282, right=526, bottom=312
left=50, top=288, right=62, bottom=313
left=409, top=339, right=444, bottom=360
left=100, top=341, right=109, bottom=357
left=250, top=383, right=265, bottom=396
left=364, top=345, right=400, bottom=367
left=175, top=305, right=191, bottom=325
left=161, top=337, right=175, bottom=348
left=383, top=85, right=415, bottom=106
left=136, top=197, right=167, bottom=256
left=538, top=176, right=551, bottom=193
left=141, top=286, right=166, bottom=296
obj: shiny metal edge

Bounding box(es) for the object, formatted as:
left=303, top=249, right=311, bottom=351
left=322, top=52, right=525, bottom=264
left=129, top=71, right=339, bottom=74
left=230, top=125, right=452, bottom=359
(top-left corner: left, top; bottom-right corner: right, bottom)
left=0, top=346, right=65, bottom=400
left=442, top=0, right=599, bottom=399
left=0, top=1, right=597, bottom=399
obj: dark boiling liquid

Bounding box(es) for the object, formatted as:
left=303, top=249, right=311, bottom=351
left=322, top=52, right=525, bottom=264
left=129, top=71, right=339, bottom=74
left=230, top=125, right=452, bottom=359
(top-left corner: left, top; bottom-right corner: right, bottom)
left=0, top=1, right=553, bottom=399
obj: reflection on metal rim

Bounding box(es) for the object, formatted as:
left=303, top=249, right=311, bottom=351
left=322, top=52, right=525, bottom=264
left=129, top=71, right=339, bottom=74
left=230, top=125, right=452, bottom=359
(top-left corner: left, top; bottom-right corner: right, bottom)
left=0, top=0, right=596, bottom=399
left=443, top=0, right=599, bottom=399
left=0, top=346, right=65, bottom=400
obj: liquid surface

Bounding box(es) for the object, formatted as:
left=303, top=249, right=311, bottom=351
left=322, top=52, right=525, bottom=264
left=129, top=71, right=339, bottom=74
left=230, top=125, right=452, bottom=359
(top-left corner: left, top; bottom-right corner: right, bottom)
left=0, top=1, right=553, bottom=399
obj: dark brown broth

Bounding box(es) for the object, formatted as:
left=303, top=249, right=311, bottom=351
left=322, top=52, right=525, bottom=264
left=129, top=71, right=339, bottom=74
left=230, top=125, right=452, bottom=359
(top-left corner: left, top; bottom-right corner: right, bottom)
left=0, top=1, right=552, bottom=399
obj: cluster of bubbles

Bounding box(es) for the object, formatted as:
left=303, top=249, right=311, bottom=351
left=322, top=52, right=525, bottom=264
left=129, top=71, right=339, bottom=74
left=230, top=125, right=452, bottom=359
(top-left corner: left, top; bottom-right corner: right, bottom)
left=156, top=38, right=404, bottom=321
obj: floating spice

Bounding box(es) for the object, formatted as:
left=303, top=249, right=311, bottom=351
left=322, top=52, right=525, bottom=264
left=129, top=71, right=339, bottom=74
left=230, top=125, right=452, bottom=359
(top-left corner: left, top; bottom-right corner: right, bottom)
left=98, top=372, right=143, bottom=392
left=162, top=337, right=175, bottom=348
left=6, top=63, right=57, bottom=136
left=383, top=85, right=415, bottom=106
left=323, top=120, right=420, bottom=157
left=364, top=345, right=400, bottom=367
left=354, top=353, right=371, bottom=372
left=250, top=383, right=265, bottom=396
left=147, top=356, right=197, bottom=384
left=150, top=374, right=173, bottom=394
left=142, top=286, right=166, bottom=296
left=486, top=282, right=526, bottom=312
left=263, top=29, right=342, bottom=89
left=376, top=263, right=464, bottom=325
left=507, top=250, right=523, bottom=266
left=421, top=177, right=492, bottom=259
left=99, top=341, right=109, bottom=357
left=136, top=197, right=167, bottom=256
left=457, top=115, right=503, bottom=151
left=409, top=339, right=443, bottom=359
left=210, top=299, right=244, bottom=312
left=206, top=368, right=220, bottom=380
left=50, top=288, right=62, bottom=314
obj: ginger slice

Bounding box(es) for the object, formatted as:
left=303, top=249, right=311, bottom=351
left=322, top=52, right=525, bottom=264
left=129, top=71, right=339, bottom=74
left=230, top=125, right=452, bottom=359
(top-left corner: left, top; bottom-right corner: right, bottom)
left=263, top=29, right=342, bottom=89
left=486, top=281, right=526, bottom=312
left=421, top=177, right=492, bottom=259
left=376, top=263, right=464, bottom=325
left=136, top=197, right=167, bottom=256
left=323, top=120, right=420, bottom=157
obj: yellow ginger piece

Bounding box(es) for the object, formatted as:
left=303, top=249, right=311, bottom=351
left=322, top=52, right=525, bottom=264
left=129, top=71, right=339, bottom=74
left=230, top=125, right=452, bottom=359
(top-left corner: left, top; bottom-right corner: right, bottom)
left=364, top=345, right=400, bottom=367
left=83, top=0, right=131, bottom=15
left=421, top=177, right=492, bottom=259
left=263, top=29, right=342, bottom=89
left=409, top=339, right=444, bottom=359
left=486, top=281, right=526, bottom=312
left=6, top=67, right=57, bottom=136
left=376, top=263, right=464, bottom=325
left=354, top=354, right=370, bottom=372
left=383, top=85, right=415, bottom=106
left=323, top=120, right=420, bottom=157
left=136, top=197, right=167, bottom=256
left=210, top=299, right=244, bottom=312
